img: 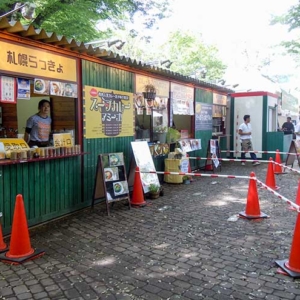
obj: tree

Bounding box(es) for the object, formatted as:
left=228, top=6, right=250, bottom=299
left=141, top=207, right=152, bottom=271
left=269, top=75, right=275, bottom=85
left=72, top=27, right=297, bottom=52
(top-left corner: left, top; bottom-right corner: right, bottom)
left=271, top=3, right=300, bottom=56
left=160, top=30, right=226, bottom=80
left=0, top=0, right=171, bottom=42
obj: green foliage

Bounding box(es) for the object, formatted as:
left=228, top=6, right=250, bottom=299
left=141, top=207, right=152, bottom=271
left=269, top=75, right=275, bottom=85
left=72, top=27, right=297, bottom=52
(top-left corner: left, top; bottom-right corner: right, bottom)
left=0, top=0, right=170, bottom=42
left=161, top=30, right=226, bottom=80
left=148, top=183, right=160, bottom=193
left=271, top=3, right=300, bottom=56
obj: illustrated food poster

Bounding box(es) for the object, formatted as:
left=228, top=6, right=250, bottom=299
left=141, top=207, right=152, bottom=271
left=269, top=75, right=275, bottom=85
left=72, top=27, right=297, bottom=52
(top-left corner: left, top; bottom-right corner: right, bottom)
left=131, top=141, right=160, bottom=193
left=83, top=86, right=134, bottom=138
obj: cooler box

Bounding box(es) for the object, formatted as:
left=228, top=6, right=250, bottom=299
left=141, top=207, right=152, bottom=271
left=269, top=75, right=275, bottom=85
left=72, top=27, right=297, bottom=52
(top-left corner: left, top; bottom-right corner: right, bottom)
left=164, top=158, right=189, bottom=183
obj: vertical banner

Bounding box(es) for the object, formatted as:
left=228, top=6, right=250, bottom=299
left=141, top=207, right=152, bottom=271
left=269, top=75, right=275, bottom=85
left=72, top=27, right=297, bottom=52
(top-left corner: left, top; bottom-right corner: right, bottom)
left=171, top=83, right=194, bottom=115
left=83, top=86, right=134, bottom=138
left=195, top=103, right=213, bottom=131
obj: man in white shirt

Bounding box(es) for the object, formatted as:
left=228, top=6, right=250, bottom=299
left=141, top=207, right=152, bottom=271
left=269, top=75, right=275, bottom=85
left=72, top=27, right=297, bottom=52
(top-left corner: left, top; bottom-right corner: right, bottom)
left=238, top=114, right=260, bottom=166
left=294, top=119, right=300, bottom=141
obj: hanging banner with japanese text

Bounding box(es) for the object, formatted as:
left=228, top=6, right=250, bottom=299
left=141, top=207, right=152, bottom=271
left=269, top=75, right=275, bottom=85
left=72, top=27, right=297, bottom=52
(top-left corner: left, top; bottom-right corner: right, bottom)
left=0, top=40, right=77, bottom=82
left=83, top=86, right=134, bottom=138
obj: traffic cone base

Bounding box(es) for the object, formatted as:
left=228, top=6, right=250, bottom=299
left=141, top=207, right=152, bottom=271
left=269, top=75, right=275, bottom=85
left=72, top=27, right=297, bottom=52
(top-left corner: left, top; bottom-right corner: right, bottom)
left=130, top=167, right=147, bottom=207
left=0, top=224, right=8, bottom=253
left=239, top=211, right=269, bottom=220
left=0, top=249, right=45, bottom=265
left=275, top=259, right=300, bottom=279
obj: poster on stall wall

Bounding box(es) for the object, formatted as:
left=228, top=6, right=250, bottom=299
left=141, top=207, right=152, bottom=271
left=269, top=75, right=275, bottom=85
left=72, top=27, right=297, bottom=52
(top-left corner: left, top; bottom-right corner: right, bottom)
left=83, top=86, right=134, bottom=138
left=171, top=82, right=194, bottom=115
left=134, top=93, right=144, bottom=115
left=0, top=76, right=16, bottom=103
left=63, top=83, right=78, bottom=98
left=17, top=78, right=30, bottom=100
left=195, top=103, right=213, bottom=131
left=50, top=81, right=63, bottom=96
left=34, top=78, right=50, bottom=95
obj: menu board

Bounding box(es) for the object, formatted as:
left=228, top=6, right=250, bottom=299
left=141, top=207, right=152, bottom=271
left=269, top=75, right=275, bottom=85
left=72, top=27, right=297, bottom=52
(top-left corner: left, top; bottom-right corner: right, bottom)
left=130, top=141, right=160, bottom=193
left=0, top=76, right=16, bottom=103
left=195, top=103, right=213, bottom=131
left=93, top=152, right=130, bottom=215
left=286, top=140, right=300, bottom=167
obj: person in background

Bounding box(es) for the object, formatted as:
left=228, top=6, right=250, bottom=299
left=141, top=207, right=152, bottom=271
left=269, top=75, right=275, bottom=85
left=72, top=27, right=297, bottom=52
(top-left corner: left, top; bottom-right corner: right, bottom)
left=238, top=114, right=260, bottom=166
left=24, top=99, right=52, bottom=147
left=281, top=117, right=294, bottom=135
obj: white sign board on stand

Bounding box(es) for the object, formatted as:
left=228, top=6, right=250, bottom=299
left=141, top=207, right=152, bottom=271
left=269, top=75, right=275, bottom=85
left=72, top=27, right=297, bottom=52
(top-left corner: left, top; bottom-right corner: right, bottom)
left=131, top=141, right=160, bottom=193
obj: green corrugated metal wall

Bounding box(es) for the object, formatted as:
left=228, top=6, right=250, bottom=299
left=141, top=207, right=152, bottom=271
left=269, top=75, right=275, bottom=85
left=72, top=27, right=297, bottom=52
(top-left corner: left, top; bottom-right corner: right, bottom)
left=0, top=157, right=81, bottom=234
left=194, top=88, right=213, bottom=168
left=81, top=60, right=134, bottom=202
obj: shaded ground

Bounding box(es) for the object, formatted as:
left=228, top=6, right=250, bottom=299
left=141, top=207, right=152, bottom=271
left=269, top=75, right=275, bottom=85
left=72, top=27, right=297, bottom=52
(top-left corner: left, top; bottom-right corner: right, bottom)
left=1, top=160, right=300, bottom=300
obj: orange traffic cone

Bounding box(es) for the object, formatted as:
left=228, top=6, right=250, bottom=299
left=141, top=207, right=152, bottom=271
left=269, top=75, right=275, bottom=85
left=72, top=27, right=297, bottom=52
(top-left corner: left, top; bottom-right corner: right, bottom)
left=276, top=213, right=300, bottom=278
left=274, top=149, right=285, bottom=175
left=239, top=172, right=268, bottom=219
left=262, top=158, right=280, bottom=190
left=288, top=180, right=300, bottom=211
left=186, top=154, right=193, bottom=182
left=131, top=167, right=147, bottom=207
left=0, top=222, right=8, bottom=253
left=0, top=194, right=44, bottom=264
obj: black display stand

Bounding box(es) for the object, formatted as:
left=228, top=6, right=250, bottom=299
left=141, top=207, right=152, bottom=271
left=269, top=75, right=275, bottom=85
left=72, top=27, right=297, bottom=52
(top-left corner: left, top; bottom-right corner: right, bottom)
left=92, top=152, right=131, bottom=215
left=285, top=140, right=300, bottom=168
left=204, top=139, right=221, bottom=172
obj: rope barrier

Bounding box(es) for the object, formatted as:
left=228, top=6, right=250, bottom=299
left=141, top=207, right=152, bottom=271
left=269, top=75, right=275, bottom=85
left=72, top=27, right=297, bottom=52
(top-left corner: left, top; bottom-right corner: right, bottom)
left=220, top=150, right=300, bottom=156
left=256, top=179, right=300, bottom=212
left=188, top=157, right=270, bottom=163
left=273, top=161, right=300, bottom=175
left=138, top=170, right=251, bottom=180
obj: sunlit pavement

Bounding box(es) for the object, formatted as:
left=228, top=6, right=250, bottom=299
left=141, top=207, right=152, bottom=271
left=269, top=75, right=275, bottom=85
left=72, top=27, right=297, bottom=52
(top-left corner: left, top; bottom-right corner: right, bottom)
left=1, top=161, right=300, bottom=300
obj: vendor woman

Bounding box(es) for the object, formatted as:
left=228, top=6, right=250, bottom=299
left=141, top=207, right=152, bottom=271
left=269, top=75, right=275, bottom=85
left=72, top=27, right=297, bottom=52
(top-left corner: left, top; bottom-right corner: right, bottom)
left=24, top=99, right=52, bottom=147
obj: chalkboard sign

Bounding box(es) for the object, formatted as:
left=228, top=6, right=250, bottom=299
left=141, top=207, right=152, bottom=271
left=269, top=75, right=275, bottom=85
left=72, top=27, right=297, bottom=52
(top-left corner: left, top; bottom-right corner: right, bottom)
left=92, top=152, right=131, bottom=215
left=285, top=140, right=300, bottom=167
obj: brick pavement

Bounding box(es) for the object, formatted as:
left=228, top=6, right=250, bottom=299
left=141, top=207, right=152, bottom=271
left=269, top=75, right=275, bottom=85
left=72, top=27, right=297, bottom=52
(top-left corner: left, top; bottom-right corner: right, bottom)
left=1, top=161, right=300, bottom=299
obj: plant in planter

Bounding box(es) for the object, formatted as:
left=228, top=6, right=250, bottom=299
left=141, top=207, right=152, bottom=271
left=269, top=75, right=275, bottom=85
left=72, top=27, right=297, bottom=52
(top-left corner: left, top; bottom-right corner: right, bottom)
left=182, top=175, right=191, bottom=185
left=148, top=183, right=160, bottom=199
left=143, top=84, right=156, bottom=107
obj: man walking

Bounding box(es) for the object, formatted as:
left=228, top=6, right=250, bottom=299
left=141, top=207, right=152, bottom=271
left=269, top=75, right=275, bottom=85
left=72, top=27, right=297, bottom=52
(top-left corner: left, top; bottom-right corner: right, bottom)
left=281, top=117, right=294, bottom=135
left=238, top=114, right=260, bottom=166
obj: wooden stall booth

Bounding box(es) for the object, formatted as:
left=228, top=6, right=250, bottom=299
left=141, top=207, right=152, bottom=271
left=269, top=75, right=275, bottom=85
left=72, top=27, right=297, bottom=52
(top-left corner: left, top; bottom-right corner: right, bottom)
left=0, top=22, right=84, bottom=233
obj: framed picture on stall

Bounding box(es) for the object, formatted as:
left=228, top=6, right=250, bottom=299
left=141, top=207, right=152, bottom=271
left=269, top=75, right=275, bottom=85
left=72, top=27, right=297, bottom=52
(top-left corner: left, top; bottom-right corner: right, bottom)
left=0, top=76, right=16, bottom=103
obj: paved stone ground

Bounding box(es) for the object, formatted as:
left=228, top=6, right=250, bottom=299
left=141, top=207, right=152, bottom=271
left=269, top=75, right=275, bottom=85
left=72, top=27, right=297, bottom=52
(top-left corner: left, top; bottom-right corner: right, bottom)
left=1, top=160, right=300, bottom=300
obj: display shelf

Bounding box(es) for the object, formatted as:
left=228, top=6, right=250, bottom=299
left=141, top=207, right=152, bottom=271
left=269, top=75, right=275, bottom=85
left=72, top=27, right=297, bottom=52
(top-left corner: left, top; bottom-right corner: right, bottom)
left=0, top=152, right=88, bottom=166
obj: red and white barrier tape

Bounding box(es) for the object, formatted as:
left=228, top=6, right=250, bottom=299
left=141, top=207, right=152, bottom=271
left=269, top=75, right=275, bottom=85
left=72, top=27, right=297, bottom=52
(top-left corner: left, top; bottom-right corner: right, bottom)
left=138, top=170, right=251, bottom=180
left=188, top=157, right=271, bottom=163
left=273, top=161, right=300, bottom=175
left=256, top=179, right=300, bottom=212
left=221, top=150, right=300, bottom=156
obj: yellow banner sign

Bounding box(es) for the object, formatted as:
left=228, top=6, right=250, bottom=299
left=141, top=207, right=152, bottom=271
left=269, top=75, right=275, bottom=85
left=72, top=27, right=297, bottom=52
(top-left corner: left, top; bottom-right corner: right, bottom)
left=213, top=93, right=227, bottom=105
left=83, top=86, right=134, bottom=139
left=0, top=138, right=29, bottom=151
left=135, top=75, right=169, bottom=97
left=53, top=133, right=73, bottom=147
left=0, top=40, right=77, bottom=82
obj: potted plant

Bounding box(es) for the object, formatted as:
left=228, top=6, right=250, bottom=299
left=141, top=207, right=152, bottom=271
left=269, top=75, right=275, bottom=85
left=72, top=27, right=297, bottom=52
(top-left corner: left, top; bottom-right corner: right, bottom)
left=148, top=183, right=160, bottom=199
left=143, top=84, right=156, bottom=104
left=182, top=175, right=191, bottom=185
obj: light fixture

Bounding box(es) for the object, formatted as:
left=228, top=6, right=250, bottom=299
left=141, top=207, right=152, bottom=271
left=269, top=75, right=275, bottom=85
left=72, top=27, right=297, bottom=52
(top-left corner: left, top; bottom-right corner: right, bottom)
left=161, top=60, right=173, bottom=69
left=0, top=2, right=35, bottom=20
left=85, top=39, right=125, bottom=50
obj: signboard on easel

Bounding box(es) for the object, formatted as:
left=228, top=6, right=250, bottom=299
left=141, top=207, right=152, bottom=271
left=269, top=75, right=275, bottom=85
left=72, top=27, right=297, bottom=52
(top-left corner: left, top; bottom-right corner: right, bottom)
left=285, top=140, right=300, bottom=167
left=92, top=152, right=130, bottom=215
left=129, top=141, right=160, bottom=193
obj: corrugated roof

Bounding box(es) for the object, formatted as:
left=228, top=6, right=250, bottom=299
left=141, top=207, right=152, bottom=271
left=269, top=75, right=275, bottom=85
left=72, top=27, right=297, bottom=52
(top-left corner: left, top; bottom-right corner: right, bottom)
left=0, top=17, right=233, bottom=94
